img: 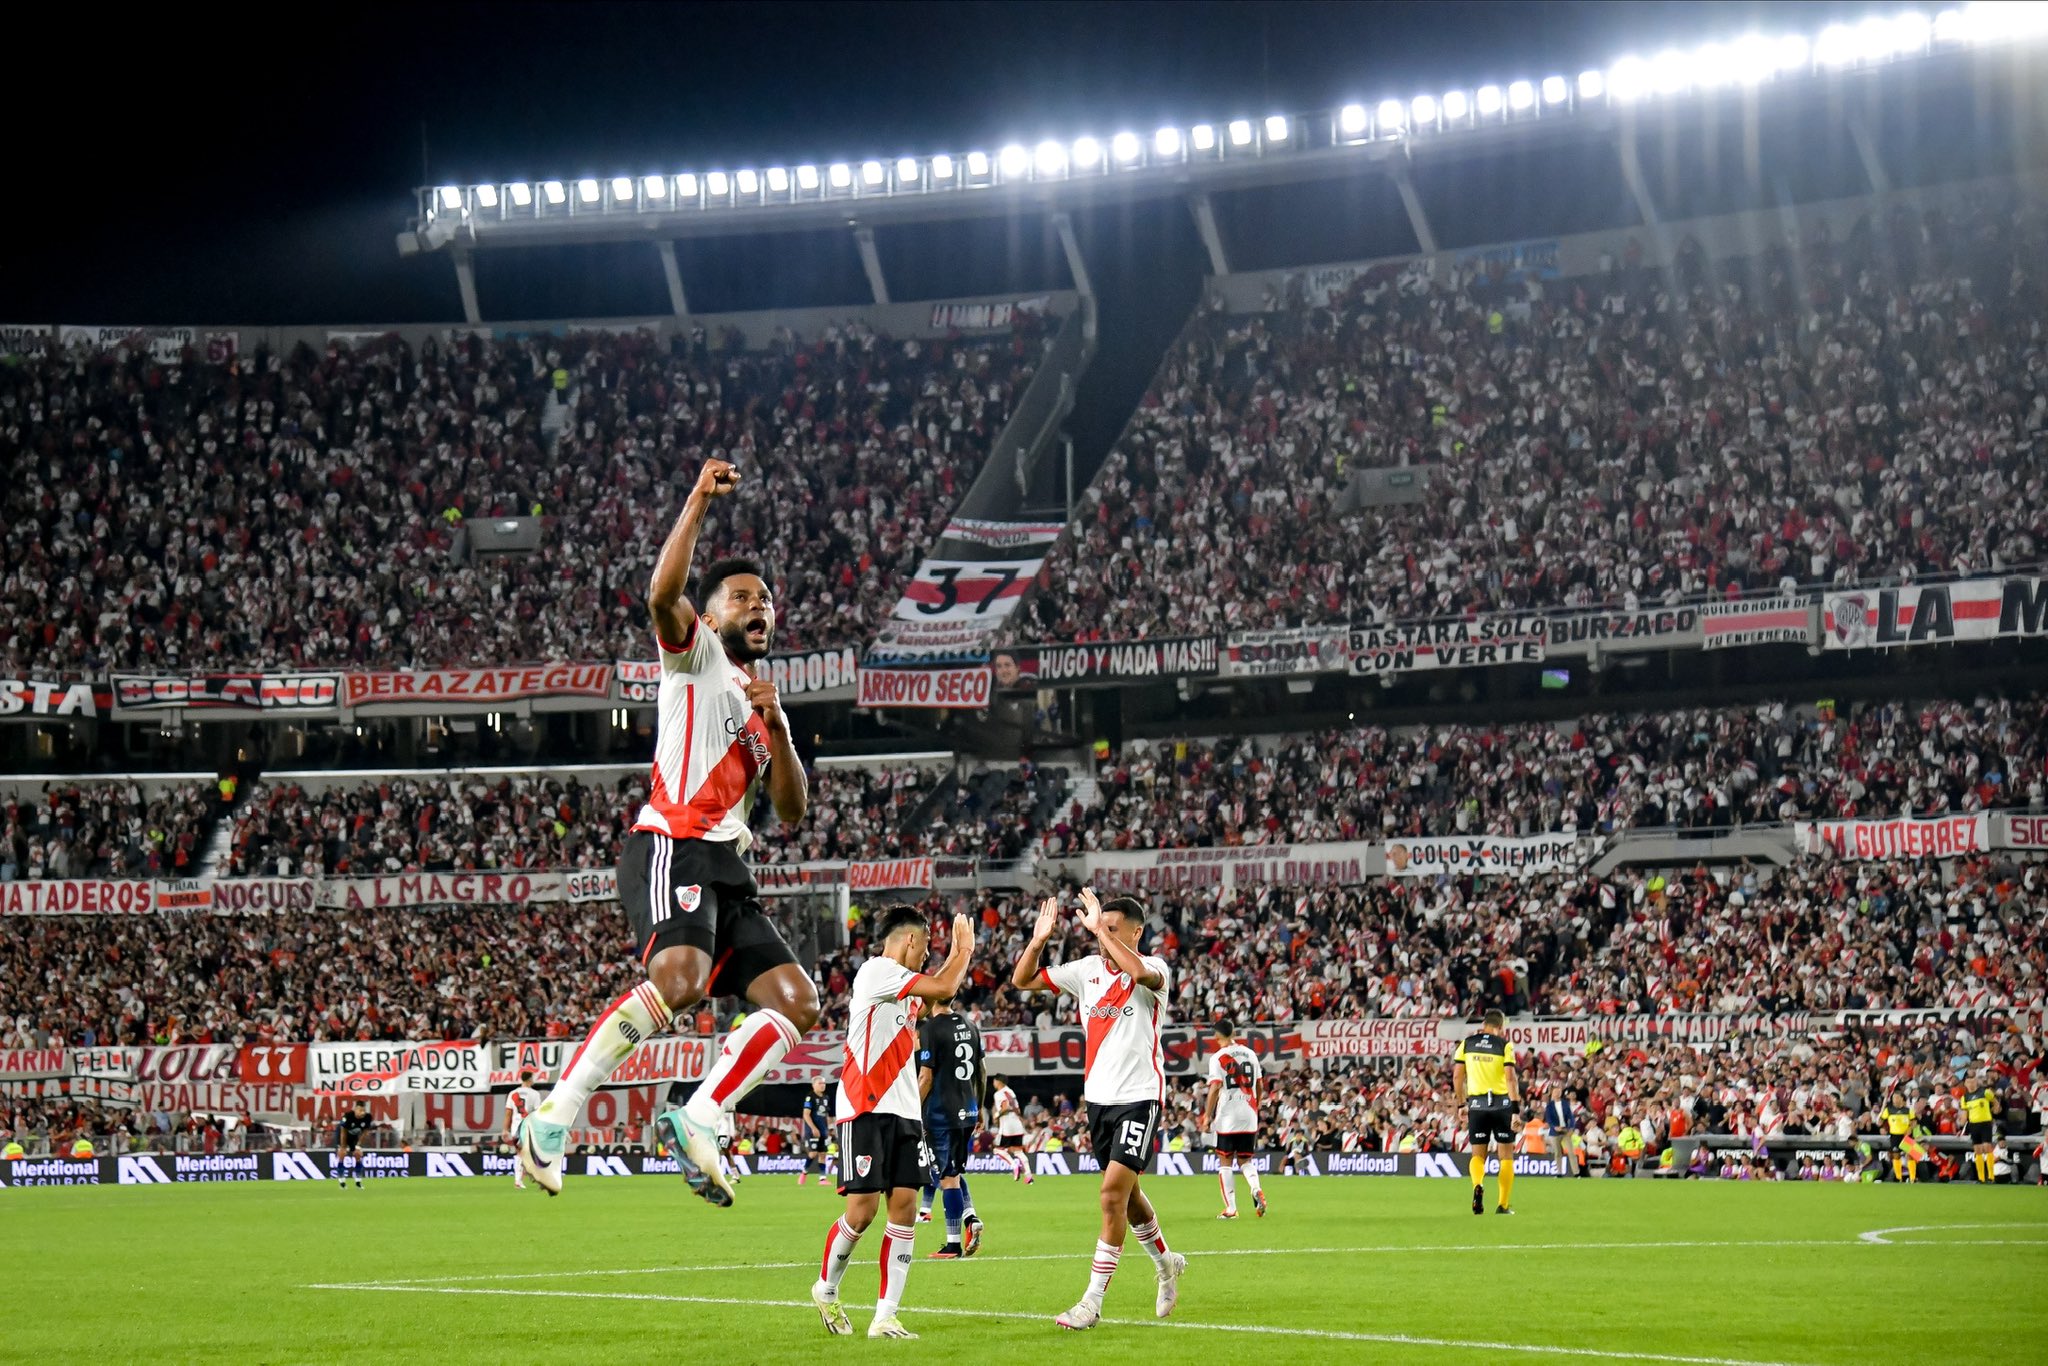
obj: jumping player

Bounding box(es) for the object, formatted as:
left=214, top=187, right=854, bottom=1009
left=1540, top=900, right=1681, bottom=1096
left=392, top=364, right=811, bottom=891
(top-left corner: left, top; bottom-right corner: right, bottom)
left=1454, top=1009, right=1520, bottom=1215
left=1012, top=888, right=1186, bottom=1331
left=917, top=996, right=986, bottom=1258
left=336, top=1100, right=372, bottom=1189
left=799, top=1077, right=833, bottom=1187
left=990, top=1078, right=1034, bottom=1182
left=812, top=907, right=977, bottom=1340
left=504, top=1068, right=542, bottom=1190
left=519, top=458, right=816, bottom=1205
left=1202, top=1018, right=1266, bottom=1219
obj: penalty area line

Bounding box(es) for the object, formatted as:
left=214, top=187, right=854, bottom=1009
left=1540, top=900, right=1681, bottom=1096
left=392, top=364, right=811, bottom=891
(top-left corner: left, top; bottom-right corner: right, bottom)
left=304, top=1281, right=1821, bottom=1366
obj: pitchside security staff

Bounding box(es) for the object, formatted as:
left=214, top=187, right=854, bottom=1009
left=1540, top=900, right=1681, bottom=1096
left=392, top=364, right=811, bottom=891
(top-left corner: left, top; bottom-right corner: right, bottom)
left=1454, top=1009, right=1520, bottom=1215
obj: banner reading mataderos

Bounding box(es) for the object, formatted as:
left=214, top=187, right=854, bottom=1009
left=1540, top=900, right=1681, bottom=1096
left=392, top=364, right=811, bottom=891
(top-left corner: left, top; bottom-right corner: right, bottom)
left=110, top=674, right=340, bottom=716
left=0, top=880, right=155, bottom=916
left=1221, top=625, right=1351, bottom=678
left=1348, top=615, right=1546, bottom=675
left=0, top=678, right=106, bottom=720
left=867, top=554, right=1045, bottom=662
left=309, top=1042, right=489, bottom=1095
left=1793, top=813, right=1989, bottom=860
left=1383, top=834, right=1587, bottom=879
left=1702, top=595, right=1813, bottom=649
left=344, top=664, right=611, bottom=710
left=998, top=637, right=1220, bottom=689
left=1822, top=576, right=2048, bottom=650
left=1084, top=842, right=1375, bottom=896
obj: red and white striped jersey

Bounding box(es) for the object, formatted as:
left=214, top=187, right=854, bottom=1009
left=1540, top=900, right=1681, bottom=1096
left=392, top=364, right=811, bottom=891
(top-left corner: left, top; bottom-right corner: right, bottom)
left=632, top=620, right=772, bottom=850
left=1207, top=1043, right=1261, bottom=1133
left=835, top=956, right=927, bottom=1123
left=1044, top=952, right=1170, bottom=1107
left=505, top=1085, right=541, bottom=1133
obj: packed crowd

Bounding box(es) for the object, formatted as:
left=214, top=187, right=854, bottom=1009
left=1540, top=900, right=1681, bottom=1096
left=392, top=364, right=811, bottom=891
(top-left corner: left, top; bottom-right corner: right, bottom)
left=1, top=781, right=219, bottom=882
left=1018, top=195, right=2048, bottom=642
left=751, top=761, right=1066, bottom=865
left=1057, top=693, right=2048, bottom=847
left=0, top=317, right=1046, bottom=674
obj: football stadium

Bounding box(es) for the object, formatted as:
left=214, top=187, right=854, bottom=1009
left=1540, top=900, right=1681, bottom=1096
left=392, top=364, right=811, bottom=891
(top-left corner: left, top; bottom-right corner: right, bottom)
left=4, top=3, right=2047, bottom=1361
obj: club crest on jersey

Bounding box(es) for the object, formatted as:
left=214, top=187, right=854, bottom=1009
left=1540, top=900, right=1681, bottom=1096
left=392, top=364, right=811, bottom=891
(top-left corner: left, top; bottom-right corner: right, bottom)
left=855, top=1155, right=872, bottom=1177
left=676, top=884, right=702, bottom=914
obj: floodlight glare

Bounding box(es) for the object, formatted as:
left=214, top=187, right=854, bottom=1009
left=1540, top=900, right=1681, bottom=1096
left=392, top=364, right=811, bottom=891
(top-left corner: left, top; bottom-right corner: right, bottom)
left=1376, top=98, right=1405, bottom=129
left=1891, top=11, right=1933, bottom=51
left=1475, top=84, right=1504, bottom=115
left=1410, top=94, right=1438, bottom=125
left=474, top=184, right=499, bottom=208
left=861, top=160, right=885, bottom=186
left=642, top=175, right=667, bottom=198
left=1727, top=33, right=1775, bottom=83
left=1338, top=103, right=1368, bottom=135
left=1110, top=132, right=1142, bottom=163
left=828, top=162, right=852, bottom=188
left=998, top=144, right=1029, bottom=177
left=736, top=169, right=759, bottom=194
left=1154, top=126, right=1183, bottom=156
left=1649, top=50, right=1688, bottom=94
left=706, top=171, right=729, bottom=196
left=576, top=178, right=599, bottom=204
left=1816, top=23, right=1856, bottom=65
left=507, top=182, right=532, bottom=207
left=896, top=157, right=919, bottom=181
left=541, top=180, right=566, bottom=204
left=1035, top=140, right=1067, bottom=175
left=1577, top=69, right=1605, bottom=99
left=608, top=176, right=632, bottom=200
left=1442, top=90, right=1470, bottom=120
left=436, top=186, right=461, bottom=210
left=931, top=154, right=955, bottom=179
left=1933, top=6, right=1967, bottom=42
left=678, top=172, right=699, bottom=197
left=1264, top=113, right=1290, bottom=140
left=966, top=150, right=991, bottom=176
left=1190, top=124, right=1216, bottom=150
left=795, top=164, right=819, bottom=190
left=1507, top=79, right=1536, bottom=109
left=1541, top=75, right=1568, bottom=104
left=1228, top=118, right=1254, bottom=146
left=1775, top=33, right=1811, bottom=70
left=1072, top=136, right=1103, bottom=168
left=767, top=166, right=791, bottom=192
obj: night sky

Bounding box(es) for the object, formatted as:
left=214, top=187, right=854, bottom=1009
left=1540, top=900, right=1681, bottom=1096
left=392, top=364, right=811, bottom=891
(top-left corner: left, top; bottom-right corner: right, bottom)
left=11, top=0, right=1898, bottom=326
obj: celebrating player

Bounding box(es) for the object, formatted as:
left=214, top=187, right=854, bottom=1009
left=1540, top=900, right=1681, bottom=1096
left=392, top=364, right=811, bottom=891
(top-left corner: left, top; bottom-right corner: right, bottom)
left=504, top=1068, right=541, bottom=1190
left=1454, top=1009, right=1521, bottom=1215
left=336, top=1100, right=372, bottom=1189
left=812, top=907, right=978, bottom=1340
left=1012, top=888, right=1186, bottom=1331
left=917, top=996, right=986, bottom=1258
left=518, top=458, right=815, bottom=1206
left=990, top=1078, right=1033, bottom=1182
left=1202, top=1018, right=1267, bottom=1219
left=799, top=1078, right=833, bottom=1187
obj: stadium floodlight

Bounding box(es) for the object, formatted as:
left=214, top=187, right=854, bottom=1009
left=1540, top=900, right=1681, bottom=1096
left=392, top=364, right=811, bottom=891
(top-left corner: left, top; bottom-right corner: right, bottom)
left=1410, top=94, right=1438, bottom=125
left=1891, top=10, right=1933, bottom=52
left=1110, top=132, right=1142, bottom=163
left=1541, top=75, right=1568, bottom=104
left=767, top=166, right=790, bottom=192
left=1376, top=98, right=1405, bottom=130
left=1507, top=79, right=1536, bottom=110
left=997, top=144, right=1029, bottom=177
left=966, top=150, right=991, bottom=176
left=1577, top=69, right=1605, bottom=99
left=706, top=171, right=730, bottom=196
left=736, top=168, right=760, bottom=194
left=1725, top=33, right=1774, bottom=83
left=931, top=153, right=955, bottom=179
left=1691, top=42, right=1733, bottom=87
left=828, top=162, right=852, bottom=188
left=678, top=172, right=700, bottom=197
left=1264, top=113, right=1290, bottom=140
left=1775, top=33, right=1811, bottom=70
left=1338, top=103, right=1368, bottom=135
left=1607, top=54, right=1651, bottom=101
left=1933, top=6, right=1967, bottom=42
left=861, top=159, right=885, bottom=186
left=642, top=175, right=667, bottom=198
left=795, top=164, right=819, bottom=190
left=437, top=185, right=462, bottom=211
left=1854, top=14, right=1897, bottom=60
left=1190, top=123, right=1217, bottom=150
left=1475, top=84, right=1504, bottom=115
left=541, top=179, right=566, bottom=205
left=507, top=182, right=532, bottom=207
left=475, top=183, right=499, bottom=208
left=1649, top=50, right=1688, bottom=94
left=576, top=178, right=599, bottom=204
left=1816, top=23, right=1858, bottom=65
left=1154, top=126, right=1182, bottom=156
left=1072, top=135, right=1103, bottom=168
left=1227, top=118, right=1254, bottom=146
left=610, top=175, right=635, bottom=200
left=1442, top=89, right=1471, bottom=119
left=895, top=156, right=919, bottom=182
left=1035, top=140, right=1067, bottom=175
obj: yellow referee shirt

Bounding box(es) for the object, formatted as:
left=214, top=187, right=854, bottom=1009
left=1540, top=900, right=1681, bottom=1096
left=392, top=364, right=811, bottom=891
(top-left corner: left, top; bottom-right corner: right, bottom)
left=1454, top=1031, right=1516, bottom=1099
left=1963, top=1090, right=1997, bottom=1125
left=1881, top=1105, right=1913, bottom=1136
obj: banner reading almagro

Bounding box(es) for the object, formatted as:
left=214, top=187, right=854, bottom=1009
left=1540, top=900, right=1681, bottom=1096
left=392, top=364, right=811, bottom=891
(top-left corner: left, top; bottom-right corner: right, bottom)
left=1794, top=813, right=1990, bottom=860
left=1823, top=575, right=2048, bottom=650
left=996, top=636, right=1220, bottom=690
left=1383, top=834, right=1587, bottom=878
left=1349, top=616, right=1546, bottom=675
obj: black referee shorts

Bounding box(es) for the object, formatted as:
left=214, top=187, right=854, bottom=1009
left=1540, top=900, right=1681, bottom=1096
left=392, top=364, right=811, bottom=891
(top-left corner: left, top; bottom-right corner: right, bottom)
left=1967, top=1120, right=1995, bottom=1145
left=1467, top=1099, right=1517, bottom=1146
left=619, top=831, right=798, bottom=997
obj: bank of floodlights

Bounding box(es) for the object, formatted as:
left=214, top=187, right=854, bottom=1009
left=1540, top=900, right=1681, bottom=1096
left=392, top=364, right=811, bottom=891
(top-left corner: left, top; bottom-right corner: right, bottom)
left=421, top=3, right=2047, bottom=226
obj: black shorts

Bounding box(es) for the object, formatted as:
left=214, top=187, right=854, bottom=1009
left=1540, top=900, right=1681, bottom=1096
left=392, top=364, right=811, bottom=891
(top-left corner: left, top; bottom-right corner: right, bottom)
left=1089, top=1100, right=1161, bottom=1174
left=925, top=1110, right=976, bottom=1178
left=998, top=1133, right=1026, bottom=1150
left=1468, top=1101, right=1516, bottom=1146
left=1968, top=1120, right=1996, bottom=1144
left=837, top=1114, right=932, bottom=1195
left=1215, top=1131, right=1257, bottom=1159
left=806, top=1134, right=830, bottom=1155
left=620, top=831, right=799, bottom=996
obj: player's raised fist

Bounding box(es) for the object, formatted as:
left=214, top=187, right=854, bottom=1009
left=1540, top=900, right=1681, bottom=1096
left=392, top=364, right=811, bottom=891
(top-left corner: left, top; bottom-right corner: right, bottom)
left=744, top=676, right=786, bottom=734
left=694, top=458, right=740, bottom=499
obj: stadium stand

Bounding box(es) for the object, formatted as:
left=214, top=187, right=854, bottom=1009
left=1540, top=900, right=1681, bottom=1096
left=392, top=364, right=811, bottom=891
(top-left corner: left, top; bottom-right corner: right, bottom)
left=2, top=781, right=218, bottom=882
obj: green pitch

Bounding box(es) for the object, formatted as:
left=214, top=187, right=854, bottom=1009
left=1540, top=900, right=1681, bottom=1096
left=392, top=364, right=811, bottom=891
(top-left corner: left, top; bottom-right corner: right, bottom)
left=6, top=1171, right=2043, bottom=1363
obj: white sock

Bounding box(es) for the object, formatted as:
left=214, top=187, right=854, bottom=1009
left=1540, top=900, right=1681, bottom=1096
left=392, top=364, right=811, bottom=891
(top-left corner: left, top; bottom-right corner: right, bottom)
left=685, top=1010, right=800, bottom=1125
left=1085, top=1239, right=1121, bottom=1307
left=537, top=982, right=673, bottom=1126
left=820, top=1217, right=862, bottom=1295
left=1218, top=1166, right=1237, bottom=1214
left=1243, top=1165, right=1263, bottom=1197
left=878, top=1222, right=915, bottom=1314
left=1130, top=1218, right=1171, bottom=1268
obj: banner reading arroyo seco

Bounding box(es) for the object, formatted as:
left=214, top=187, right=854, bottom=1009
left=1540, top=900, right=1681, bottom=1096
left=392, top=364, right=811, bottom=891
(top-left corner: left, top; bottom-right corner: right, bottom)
left=1348, top=616, right=1546, bottom=675
left=1221, top=625, right=1351, bottom=677
left=1793, top=813, right=1990, bottom=860
left=1383, top=834, right=1588, bottom=878
left=343, top=664, right=611, bottom=711
left=1822, top=576, right=2048, bottom=650
left=855, top=666, right=992, bottom=709
left=1083, top=842, right=1377, bottom=895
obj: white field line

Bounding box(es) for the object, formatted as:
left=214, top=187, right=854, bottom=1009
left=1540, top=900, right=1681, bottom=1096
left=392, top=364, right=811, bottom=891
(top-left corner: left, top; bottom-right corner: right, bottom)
left=1856, top=1222, right=2048, bottom=1244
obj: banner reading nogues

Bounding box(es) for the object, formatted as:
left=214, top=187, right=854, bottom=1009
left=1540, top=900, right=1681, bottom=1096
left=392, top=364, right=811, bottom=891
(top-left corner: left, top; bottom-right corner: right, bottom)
left=1794, top=814, right=1989, bottom=860
left=344, top=664, right=611, bottom=709
left=855, top=666, right=991, bottom=710
left=1383, top=834, right=1587, bottom=879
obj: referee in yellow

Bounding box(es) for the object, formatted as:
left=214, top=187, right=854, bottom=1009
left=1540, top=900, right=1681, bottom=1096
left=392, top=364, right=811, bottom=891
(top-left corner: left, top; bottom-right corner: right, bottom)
left=1453, top=1009, right=1520, bottom=1215
left=1879, top=1091, right=1917, bottom=1183
left=1963, top=1075, right=2000, bottom=1185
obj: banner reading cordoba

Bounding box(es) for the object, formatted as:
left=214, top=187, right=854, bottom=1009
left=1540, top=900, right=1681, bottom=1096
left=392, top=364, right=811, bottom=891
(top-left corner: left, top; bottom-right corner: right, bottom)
left=1793, top=813, right=1989, bottom=860
left=1383, top=834, right=1587, bottom=879
left=1348, top=616, right=1546, bottom=675
left=1084, top=842, right=1376, bottom=895
left=618, top=647, right=859, bottom=705
left=344, top=664, right=610, bottom=709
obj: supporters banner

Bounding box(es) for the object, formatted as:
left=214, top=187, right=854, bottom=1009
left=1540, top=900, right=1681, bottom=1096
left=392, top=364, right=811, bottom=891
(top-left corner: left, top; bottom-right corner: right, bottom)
left=483, top=1038, right=708, bottom=1089
left=760, top=1030, right=852, bottom=1085
left=1453, top=236, right=1562, bottom=283
left=0, top=1049, right=70, bottom=1082
left=1793, top=813, right=1990, bottom=860
left=997, top=637, right=1220, bottom=690
left=1347, top=616, right=1547, bottom=675
left=0, top=880, right=155, bottom=916
left=1540, top=606, right=1701, bottom=656
left=614, top=659, right=662, bottom=704
left=1999, top=813, right=2048, bottom=850
left=847, top=858, right=934, bottom=892
left=1083, top=842, right=1376, bottom=896
left=109, top=673, right=343, bottom=715
left=1383, top=834, right=1588, bottom=879
left=563, top=868, right=619, bottom=904
left=59, top=324, right=195, bottom=362
left=928, top=295, right=1050, bottom=331
left=1294, top=1018, right=1595, bottom=1060
left=1821, top=576, right=2048, bottom=650
left=210, top=878, right=317, bottom=914
left=868, top=554, right=1045, bottom=662
left=0, top=677, right=106, bottom=720
left=343, top=664, right=612, bottom=710
left=940, top=519, right=1065, bottom=551
left=855, top=666, right=992, bottom=710
left=756, top=863, right=850, bottom=896
left=1221, top=625, right=1351, bottom=678
left=618, top=647, right=858, bottom=704
left=314, top=871, right=567, bottom=910
left=0, top=322, right=54, bottom=353
left=1702, top=596, right=1813, bottom=650
left=153, top=879, right=212, bottom=911
left=307, top=1042, right=490, bottom=1096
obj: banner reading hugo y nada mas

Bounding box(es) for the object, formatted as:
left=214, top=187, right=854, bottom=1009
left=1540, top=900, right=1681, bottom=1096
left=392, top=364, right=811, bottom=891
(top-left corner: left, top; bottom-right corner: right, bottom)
left=1384, top=834, right=1587, bottom=878
left=1794, top=813, right=1989, bottom=860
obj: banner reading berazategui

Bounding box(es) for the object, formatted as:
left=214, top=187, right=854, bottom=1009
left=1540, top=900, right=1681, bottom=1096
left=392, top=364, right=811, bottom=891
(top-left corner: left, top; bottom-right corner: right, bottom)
left=344, top=664, right=610, bottom=709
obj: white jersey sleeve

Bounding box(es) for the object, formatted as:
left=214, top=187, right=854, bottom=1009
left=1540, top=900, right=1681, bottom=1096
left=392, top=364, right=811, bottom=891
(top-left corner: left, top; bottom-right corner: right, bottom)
left=634, top=617, right=772, bottom=848
left=834, top=957, right=926, bottom=1123
left=1049, top=952, right=1169, bottom=1107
